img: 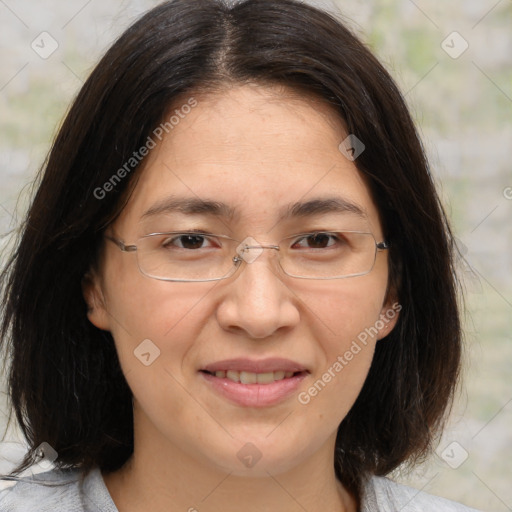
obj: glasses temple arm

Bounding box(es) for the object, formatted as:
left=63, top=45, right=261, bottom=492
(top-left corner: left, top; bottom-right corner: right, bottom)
left=105, top=235, right=137, bottom=253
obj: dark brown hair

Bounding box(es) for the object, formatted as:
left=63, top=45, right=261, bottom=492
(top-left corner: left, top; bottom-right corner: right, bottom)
left=0, top=0, right=462, bottom=497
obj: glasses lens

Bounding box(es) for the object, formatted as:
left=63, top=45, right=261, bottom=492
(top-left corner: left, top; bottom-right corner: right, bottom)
left=136, top=232, right=237, bottom=281
left=133, top=231, right=379, bottom=281
left=279, top=231, right=377, bottom=279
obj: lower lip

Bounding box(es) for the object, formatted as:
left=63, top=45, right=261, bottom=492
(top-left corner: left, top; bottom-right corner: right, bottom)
left=200, top=371, right=307, bottom=407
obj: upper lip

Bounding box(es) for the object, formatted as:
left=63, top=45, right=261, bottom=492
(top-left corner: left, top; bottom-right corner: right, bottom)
left=201, top=358, right=308, bottom=374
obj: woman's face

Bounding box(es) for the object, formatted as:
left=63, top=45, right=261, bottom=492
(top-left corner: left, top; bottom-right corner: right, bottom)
left=85, top=84, right=398, bottom=477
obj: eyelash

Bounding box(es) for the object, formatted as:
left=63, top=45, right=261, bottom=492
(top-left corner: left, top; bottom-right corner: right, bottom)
left=161, top=231, right=345, bottom=250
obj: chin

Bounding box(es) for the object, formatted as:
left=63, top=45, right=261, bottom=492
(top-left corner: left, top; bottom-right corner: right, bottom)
left=199, top=434, right=310, bottom=478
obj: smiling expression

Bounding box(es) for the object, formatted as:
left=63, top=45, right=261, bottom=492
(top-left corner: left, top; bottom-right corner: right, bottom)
left=84, top=83, right=398, bottom=477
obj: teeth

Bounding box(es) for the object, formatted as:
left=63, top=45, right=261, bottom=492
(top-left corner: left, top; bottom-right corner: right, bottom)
left=240, top=371, right=257, bottom=384
left=256, top=372, right=275, bottom=384
left=216, top=370, right=296, bottom=384
left=226, top=370, right=239, bottom=381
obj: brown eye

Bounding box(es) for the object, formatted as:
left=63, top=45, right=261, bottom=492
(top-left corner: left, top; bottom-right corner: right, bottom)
left=162, top=234, right=213, bottom=250
left=292, top=232, right=339, bottom=249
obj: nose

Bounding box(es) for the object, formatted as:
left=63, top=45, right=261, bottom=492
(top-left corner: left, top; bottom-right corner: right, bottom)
left=215, top=246, right=300, bottom=339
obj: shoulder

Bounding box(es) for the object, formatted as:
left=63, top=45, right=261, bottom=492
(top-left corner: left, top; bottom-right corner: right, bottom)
left=0, top=468, right=81, bottom=512
left=0, top=467, right=117, bottom=512
left=361, top=475, right=483, bottom=512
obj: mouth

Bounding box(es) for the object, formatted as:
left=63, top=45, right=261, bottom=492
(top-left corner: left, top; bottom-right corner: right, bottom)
left=199, top=358, right=309, bottom=407
left=199, top=369, right=306, bottom=384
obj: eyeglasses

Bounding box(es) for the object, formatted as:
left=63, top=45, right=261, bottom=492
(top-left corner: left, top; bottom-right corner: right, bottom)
left=105, top=230, right=390, bottom=282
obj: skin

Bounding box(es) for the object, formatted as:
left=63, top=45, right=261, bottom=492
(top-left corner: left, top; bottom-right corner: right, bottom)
left=84, top=83, right=399, bottom=512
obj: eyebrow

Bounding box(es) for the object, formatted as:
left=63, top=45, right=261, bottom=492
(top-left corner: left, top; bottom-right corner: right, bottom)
left=141, top=195, right=367, bottom=221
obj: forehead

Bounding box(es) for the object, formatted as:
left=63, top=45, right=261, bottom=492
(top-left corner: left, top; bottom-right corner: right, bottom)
left=114, top=84, right=382, bottom=235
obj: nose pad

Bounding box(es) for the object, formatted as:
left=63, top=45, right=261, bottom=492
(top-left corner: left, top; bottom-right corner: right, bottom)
left=234, top=236, right=280, bottom=265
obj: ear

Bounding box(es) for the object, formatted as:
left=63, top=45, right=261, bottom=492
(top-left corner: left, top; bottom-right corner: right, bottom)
left=82, top=269, right=111, bottom=331
left=376, top=297, right=401, bottom=340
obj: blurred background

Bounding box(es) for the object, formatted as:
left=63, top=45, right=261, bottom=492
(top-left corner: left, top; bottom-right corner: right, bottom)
left=0, top=0, right=511, bottom=509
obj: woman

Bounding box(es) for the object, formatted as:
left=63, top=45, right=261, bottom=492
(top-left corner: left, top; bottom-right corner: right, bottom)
left=0, top=0, right=482, bottom=510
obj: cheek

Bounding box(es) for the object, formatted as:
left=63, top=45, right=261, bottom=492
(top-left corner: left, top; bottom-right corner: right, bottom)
left=292, top=277, right=386, bottom=415
left=295, top=322, right=378, bottom=444
left=101, top=276, right=220, bottom=436
left=101, top=259, right=217, bottom=376
left=295, top=271, right=387, bottom=344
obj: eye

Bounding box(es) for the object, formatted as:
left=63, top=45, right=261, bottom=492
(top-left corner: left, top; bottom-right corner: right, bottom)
left=162, top=233, right=218, bottom=250
left=291, top=232, right=344, bottom=250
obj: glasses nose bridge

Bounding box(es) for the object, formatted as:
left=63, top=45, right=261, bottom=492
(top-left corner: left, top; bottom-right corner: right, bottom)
left=244, top=243, right=280, bottom=251
left=233, top=240, right=281, bottom=267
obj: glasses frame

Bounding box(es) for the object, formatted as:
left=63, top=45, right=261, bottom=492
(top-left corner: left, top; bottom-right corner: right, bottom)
left=105, top=231, right=391, bottom=282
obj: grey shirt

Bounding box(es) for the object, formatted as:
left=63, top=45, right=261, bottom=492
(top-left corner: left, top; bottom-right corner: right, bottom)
left=0, top=467, right=483, bottom=511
